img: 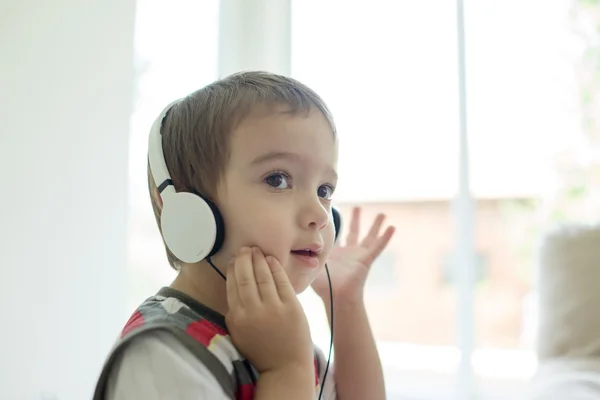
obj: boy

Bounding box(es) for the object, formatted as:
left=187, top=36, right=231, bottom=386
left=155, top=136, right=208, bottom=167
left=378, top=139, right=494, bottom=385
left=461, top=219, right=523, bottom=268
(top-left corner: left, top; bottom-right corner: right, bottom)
left=94, top=71, right=395, bottom=399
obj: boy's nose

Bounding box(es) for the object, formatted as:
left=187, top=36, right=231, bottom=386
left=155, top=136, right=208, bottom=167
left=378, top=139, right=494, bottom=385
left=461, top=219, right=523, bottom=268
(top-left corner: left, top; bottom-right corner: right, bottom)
left=300, top=199, right=330, bottom=231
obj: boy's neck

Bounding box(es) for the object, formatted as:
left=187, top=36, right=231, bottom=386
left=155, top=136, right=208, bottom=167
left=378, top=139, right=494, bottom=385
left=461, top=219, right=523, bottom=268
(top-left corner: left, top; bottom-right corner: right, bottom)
left=170, top=260, right=229, bottom=316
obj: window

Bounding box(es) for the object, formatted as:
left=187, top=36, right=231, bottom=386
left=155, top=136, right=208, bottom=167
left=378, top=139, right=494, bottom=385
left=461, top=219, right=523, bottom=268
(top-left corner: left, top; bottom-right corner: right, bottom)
left=292, top=0, right=583, bottom=398
left=367, top=251, right=397, bottom=291
left=441, top=252, right=488, bottom=286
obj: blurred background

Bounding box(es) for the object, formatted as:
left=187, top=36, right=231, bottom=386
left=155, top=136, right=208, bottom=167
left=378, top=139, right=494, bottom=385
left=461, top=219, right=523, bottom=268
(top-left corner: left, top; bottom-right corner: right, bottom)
left=2, top=0, right=600, bottom=399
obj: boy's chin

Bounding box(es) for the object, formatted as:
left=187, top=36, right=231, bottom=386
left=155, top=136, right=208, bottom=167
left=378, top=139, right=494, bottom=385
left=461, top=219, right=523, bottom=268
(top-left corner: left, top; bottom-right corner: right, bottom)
left=289, top=279, right=312, bottom=296
left=283, top=263, right=322, bottom=295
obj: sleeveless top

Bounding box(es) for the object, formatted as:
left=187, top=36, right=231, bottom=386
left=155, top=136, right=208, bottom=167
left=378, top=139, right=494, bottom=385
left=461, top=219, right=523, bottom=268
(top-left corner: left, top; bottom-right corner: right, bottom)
left=93, top=287, right=324, bottom=399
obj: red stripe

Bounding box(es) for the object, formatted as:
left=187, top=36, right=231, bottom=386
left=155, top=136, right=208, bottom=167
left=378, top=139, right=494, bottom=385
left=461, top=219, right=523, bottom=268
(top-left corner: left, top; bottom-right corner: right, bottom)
left=186, top=319, right=223, bottom=346
left=121, top=310, right=145, bottom=338
left=236, top=382, right=255, bottom=400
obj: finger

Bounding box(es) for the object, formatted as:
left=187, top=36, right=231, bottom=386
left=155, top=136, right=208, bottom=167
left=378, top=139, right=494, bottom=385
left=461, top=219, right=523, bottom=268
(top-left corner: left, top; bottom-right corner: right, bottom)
left=345, top=207, right=361, bottom=246
left=234, top=247, right=261, bottom=306
left=361, top=213, right=386, bottom=248
left=225, top=259, right=240, bottom=309
left=252, top=247, right=280, bottom=303
left=266, top=256, right=296, bottom=302
left=362, top=225, right=396, bottom=267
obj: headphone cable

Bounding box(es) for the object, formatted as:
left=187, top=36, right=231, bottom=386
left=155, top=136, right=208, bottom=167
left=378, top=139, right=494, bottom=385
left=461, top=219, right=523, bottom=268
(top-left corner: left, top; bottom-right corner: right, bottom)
left=206, top=257, right=226, bottom=280
left=318, top=263, right=333, bottom=400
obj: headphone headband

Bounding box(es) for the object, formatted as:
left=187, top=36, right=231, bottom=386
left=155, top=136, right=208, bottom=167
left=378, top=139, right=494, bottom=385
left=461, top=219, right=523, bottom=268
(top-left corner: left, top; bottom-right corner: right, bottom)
left=148, top=100, right=181, bottom=196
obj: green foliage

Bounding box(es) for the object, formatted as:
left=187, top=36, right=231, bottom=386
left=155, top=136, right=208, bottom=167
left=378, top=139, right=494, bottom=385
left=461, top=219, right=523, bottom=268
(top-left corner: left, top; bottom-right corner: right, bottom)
left=548, top=0, right=600, bottom=221
left=577, top=0, right=600, bottom=8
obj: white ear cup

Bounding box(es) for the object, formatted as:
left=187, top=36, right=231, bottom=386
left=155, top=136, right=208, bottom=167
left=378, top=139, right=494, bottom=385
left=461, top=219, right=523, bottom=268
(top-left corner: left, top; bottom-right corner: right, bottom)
left=160, top=192, right=218, bottom=263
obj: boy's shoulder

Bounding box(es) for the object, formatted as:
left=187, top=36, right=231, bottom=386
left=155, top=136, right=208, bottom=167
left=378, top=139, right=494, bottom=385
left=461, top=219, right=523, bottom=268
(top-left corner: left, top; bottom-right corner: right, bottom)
left=121, top=289, right=229, bottom=345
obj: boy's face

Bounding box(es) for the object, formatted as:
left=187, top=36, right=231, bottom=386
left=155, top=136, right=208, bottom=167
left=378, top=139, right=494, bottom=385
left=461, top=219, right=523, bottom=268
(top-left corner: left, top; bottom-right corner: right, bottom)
left=215, top=105, right=338, bottom=293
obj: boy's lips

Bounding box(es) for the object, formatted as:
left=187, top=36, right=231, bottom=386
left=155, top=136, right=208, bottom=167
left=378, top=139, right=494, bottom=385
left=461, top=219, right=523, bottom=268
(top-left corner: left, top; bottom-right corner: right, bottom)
left=291, top=242, right=323, bottom=255
left=290, top=243, right=322, bottom=268
left=290, top=251, right=320, bottom=268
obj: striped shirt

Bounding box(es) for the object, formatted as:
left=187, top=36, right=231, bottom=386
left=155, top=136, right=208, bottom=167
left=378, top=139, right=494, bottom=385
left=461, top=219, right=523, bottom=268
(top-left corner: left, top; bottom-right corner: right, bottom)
left=94, top=287, right=336, bottom=400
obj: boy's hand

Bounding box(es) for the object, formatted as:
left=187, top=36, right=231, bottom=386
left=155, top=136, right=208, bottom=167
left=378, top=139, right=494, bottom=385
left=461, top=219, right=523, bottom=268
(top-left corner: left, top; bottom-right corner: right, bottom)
left=311, top=207, right=396, bottom=302
left=225, top=247, right=314, bottom=375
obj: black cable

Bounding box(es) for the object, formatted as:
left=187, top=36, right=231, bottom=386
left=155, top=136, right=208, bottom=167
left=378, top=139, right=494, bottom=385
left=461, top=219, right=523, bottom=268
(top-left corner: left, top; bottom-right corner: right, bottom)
left=318, top=263, right=333, bottom=400
left=206, top=257, right=226, bottom=280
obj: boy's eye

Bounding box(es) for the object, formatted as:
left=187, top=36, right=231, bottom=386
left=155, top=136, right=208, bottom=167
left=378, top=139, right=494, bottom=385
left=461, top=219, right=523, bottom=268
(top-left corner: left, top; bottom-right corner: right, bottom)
left=264, top=173, right=291, bottom=189
left=318, top=185, right=334, bottom=200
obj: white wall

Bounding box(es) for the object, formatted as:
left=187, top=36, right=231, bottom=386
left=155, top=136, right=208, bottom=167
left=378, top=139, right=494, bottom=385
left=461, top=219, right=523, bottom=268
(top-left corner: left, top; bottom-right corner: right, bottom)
left=0, top=1, right=135, bottom=399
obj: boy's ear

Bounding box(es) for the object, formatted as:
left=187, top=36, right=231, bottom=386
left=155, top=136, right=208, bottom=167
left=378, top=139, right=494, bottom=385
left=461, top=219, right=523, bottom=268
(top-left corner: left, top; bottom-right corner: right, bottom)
left=152, top=188, right=163, bottom=210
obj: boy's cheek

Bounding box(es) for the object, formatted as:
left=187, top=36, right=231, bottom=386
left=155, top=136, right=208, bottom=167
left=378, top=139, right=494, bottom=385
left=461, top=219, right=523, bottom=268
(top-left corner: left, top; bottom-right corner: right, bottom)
left=324, top=222, right=336, bottom=253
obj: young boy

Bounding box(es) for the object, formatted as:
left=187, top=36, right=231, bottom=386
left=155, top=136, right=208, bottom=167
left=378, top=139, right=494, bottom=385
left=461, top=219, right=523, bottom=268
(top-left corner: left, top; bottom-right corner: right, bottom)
left=94, top=71, right=395, bottom=399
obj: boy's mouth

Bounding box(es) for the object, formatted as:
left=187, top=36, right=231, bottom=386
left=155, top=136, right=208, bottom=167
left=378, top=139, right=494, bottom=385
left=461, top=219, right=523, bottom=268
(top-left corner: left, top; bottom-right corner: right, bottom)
left=290, top=245, right=322, bottom=268
left=291, top=249, right=317, bottom=257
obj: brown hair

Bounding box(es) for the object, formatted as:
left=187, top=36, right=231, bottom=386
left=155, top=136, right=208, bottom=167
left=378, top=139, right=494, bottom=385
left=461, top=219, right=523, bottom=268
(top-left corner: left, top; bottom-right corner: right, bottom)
left=148, top=71, right=336, bottom=269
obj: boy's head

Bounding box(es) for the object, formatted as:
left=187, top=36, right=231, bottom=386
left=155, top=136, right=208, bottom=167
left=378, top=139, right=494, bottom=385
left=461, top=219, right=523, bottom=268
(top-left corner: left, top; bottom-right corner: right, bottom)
left=148, top=71, right=339, bottom=293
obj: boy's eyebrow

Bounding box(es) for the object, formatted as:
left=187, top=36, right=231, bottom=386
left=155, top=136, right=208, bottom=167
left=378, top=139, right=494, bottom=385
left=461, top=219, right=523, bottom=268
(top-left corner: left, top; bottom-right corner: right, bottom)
left=250, top=151, right=300, bottom=165
left=250, top=151, right=338, bottom=180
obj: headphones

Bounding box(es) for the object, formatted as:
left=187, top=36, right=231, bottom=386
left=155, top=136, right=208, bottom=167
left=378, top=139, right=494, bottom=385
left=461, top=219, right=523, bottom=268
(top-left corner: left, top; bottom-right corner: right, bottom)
left=148, top=100, right=341, bottom=263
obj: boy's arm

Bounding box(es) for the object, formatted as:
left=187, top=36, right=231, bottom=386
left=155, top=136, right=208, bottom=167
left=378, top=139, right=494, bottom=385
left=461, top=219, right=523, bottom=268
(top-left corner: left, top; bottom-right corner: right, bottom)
left=106, top=331, right=231, bottom=400
left=324, top=295, right=386, bottom=400
left=106, top=330, right=315, bottom=400
left=255, top=365, right=315, bottom=400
